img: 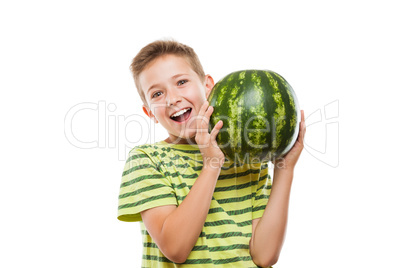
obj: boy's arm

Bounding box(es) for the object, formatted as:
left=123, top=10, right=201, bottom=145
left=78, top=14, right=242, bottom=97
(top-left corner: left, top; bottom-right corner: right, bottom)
left=249, top=110, right=306, bottom=267
left=141, top=166, right=220, bottom=263
left=140, top=101, right=225, bottom=264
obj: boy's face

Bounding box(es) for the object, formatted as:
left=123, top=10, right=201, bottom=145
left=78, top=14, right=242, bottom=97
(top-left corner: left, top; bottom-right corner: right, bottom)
left=140, top=54, right=214, bottom=144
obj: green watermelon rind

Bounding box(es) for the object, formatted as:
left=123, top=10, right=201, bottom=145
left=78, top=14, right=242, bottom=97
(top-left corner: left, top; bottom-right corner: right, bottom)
left=208, top=69, right=300, bottom=164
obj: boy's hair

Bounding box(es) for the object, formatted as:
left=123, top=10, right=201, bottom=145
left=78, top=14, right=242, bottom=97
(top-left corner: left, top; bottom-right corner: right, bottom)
left=130, top=40, right=205, bottom=106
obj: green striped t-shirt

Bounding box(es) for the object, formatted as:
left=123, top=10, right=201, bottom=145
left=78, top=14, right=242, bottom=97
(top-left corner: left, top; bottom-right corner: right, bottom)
left=118, top=141, right=272, bottom=267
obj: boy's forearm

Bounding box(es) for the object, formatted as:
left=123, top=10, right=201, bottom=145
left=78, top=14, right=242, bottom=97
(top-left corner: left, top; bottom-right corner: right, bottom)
left=249, top=168, right=294, bottom=267
left=158, top=166, right=220, bottom=262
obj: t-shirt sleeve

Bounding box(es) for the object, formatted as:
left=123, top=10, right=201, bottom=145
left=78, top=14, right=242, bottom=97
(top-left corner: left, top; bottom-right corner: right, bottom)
left=252, top=163, right=272, bottom=219
left=117, top=148, right=178, bottom=222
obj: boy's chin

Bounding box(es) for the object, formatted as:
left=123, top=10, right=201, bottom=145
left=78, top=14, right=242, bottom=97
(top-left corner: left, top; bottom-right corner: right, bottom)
left=168, top=133, right=197, bottom=144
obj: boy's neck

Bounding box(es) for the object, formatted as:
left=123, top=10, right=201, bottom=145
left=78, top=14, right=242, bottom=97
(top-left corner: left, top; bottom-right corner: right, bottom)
left=164, top=136, right=197, bottom=145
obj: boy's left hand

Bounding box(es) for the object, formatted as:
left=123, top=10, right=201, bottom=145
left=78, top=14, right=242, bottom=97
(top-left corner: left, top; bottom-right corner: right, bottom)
left=274, top=110, right=306, bottom=171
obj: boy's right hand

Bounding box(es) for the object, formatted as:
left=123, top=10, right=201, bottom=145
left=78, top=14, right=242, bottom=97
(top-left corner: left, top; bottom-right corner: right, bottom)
left=195, top=101, right=225, bottom=170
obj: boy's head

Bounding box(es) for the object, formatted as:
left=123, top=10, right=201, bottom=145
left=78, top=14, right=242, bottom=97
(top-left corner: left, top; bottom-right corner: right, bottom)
left=130, top=40, right=206, bottom=107
left=130, top=40, right=215, bottom=144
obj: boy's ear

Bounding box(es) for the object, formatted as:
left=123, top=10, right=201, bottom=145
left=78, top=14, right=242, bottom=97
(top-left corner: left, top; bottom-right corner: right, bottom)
left=204, top=75, right=215, bottom=98
left=142, top=105, right=158, bottom=123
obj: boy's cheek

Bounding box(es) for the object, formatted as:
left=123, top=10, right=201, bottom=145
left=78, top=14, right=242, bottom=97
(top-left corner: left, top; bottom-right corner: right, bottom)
left=150, top=105, right=166, bottom=119
left=185, top=116, right=199, bottom=130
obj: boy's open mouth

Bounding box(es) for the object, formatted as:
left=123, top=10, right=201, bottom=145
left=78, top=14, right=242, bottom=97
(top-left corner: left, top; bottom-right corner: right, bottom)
left=170, top=108, right=192, bottom=123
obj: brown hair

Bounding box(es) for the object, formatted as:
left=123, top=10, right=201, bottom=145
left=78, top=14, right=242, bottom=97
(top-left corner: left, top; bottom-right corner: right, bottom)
left=130, top=40, right=205, bottom=106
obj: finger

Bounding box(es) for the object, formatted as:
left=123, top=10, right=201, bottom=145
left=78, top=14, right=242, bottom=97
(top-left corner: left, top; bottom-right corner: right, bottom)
left=199, top=101, right=209, bottom=116
left=199, top=104, right=214, bottom=130
left=199, top=106, right=213, bottom=130
left=210, top=120, right=223, bottom=141
left=203, top=106, right=214, bottom=125
left=196, top=101, right=209, bottom=129
left=298, top=110, right=306, bottom=144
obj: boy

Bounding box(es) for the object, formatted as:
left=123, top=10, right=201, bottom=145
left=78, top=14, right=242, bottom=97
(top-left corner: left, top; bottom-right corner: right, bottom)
left=117, top=40, right=306, bottom=267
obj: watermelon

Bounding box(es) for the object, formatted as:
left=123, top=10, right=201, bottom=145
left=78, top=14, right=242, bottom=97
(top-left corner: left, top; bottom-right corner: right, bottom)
left=208, top=70, right=300, bottom=164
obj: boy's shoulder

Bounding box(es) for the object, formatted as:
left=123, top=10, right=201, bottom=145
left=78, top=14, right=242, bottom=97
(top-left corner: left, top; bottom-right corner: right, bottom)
left=128, top=140, right=167, bottom=154
left=124, top=141, right=204, bottom=176
left=127, top=140, right=201, bottom=161
left=130, top=140, right=200, bottom=152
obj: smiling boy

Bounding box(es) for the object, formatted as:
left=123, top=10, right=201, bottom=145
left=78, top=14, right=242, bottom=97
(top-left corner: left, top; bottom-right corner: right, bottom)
left=139, top=52, right=218, bottom=145
left=117, top=40, right=306, bottom=267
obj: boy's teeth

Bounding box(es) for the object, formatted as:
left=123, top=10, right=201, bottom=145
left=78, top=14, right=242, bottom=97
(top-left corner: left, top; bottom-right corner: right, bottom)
left=171, top=108, right=190, bottom=118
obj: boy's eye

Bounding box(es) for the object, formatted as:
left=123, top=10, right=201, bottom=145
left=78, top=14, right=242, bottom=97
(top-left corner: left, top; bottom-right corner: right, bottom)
left=152, top=92, right=163, bottom=98
left=177, top=80, right=188, bottom=86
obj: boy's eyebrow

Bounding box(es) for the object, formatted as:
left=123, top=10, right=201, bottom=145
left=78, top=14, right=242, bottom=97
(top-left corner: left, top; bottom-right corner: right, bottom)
left=146, top=74, right=188, bottom=93
left=171, top=73, right=187, bottom=80
left=147, top=83, right=161, bottom=94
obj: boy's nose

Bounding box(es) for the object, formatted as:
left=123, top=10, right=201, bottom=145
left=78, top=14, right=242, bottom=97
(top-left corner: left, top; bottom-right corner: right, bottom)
left=166, top=92, right=182, bottom=106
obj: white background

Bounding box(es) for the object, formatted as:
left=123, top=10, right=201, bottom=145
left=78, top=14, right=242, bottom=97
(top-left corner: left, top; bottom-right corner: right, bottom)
left=1, top=0, right=401, bottom=267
